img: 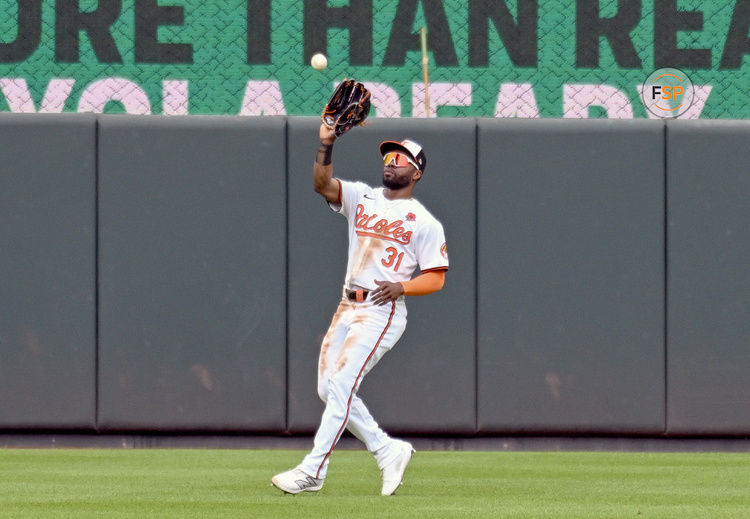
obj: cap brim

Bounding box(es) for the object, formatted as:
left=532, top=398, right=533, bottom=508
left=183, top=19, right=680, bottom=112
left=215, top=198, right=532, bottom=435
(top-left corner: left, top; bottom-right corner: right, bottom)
left=379, top=141, right=420, bottom=169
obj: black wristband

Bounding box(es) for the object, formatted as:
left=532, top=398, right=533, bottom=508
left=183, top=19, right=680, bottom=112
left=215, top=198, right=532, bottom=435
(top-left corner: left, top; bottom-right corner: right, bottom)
left=317, top=142, right=333, bottom=165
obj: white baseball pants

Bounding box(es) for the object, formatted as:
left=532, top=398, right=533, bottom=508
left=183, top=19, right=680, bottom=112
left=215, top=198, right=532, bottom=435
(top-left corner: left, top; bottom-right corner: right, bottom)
left=298, top=295, right=407, bottom=479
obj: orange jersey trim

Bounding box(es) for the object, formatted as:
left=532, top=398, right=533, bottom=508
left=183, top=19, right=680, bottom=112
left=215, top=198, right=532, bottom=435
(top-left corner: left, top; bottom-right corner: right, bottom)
left=420, top=266, right=449, bottom=274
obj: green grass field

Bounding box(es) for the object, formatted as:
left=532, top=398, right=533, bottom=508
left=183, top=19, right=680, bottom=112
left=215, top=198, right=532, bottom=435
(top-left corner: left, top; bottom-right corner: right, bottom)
left=1, top=448, right=749, bottom=518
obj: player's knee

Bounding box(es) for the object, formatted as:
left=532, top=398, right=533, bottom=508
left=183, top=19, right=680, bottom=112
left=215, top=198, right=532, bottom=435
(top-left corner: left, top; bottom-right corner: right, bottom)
left=327, top=373, right=356, bottom=401
left=317, top=380, right=329, bottom=402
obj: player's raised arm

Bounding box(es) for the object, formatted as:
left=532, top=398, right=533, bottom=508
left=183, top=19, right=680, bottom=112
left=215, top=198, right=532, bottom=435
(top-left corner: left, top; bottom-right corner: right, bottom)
left=314, top=80, right=371, bottom=204
left=313, top=123, right=340, bottom=203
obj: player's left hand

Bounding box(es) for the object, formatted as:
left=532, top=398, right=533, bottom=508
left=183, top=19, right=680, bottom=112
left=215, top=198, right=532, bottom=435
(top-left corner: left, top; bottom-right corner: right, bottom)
left=371, top=280, right=404, bottom=306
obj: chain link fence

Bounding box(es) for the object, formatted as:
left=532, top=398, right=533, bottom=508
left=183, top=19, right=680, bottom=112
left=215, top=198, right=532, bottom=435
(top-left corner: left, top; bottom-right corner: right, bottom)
left=0, top=1, right=747, bottom=118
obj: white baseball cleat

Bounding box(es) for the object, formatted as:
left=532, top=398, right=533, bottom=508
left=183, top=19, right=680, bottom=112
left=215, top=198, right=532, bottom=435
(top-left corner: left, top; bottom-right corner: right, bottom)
left=380, top=440, right=415, bottom=496
left=271, top=468, right=324, bottom=495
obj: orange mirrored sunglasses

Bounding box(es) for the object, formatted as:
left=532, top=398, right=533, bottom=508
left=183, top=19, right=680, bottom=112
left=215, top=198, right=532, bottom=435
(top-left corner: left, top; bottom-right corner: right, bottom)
left=383, top=151, right=417, bottom=168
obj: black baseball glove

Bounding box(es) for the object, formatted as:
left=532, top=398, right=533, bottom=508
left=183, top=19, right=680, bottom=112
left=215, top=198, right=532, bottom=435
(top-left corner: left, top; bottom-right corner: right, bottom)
left=321, top=79, right=371, bottom=137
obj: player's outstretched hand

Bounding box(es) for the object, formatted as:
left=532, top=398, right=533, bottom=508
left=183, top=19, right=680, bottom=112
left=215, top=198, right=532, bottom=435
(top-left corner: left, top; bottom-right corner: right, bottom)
left=371, top=280, right=404, bottom=306
left=321, top=80, right=371, bottom=138
left=319, top=123, right=336, bottom=145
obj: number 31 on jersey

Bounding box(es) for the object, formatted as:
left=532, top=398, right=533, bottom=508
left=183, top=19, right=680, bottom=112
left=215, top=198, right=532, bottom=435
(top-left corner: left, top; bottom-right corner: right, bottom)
left=381, top=246, right=404, bottom=272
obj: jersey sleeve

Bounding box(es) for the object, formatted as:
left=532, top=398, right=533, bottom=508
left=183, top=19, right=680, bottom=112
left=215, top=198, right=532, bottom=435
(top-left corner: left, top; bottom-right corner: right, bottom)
left=416, top=219, right=449, bottom=272
left=327, top=179, right=366, bottom=218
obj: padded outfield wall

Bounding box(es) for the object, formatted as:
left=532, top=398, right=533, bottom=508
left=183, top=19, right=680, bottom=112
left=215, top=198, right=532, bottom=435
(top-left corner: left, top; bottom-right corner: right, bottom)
left=1, top=1, right=750, bottom=118
left=1, top=114, right=749, bottom=436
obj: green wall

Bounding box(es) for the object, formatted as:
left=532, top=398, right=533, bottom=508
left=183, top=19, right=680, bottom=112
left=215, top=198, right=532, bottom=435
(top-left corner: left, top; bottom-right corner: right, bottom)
left=1, top=1, right=748, bottom=118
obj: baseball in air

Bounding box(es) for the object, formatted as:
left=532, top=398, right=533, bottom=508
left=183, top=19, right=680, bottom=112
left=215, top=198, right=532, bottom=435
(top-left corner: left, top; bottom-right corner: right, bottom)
left=311, top=53, right=328, bottom=70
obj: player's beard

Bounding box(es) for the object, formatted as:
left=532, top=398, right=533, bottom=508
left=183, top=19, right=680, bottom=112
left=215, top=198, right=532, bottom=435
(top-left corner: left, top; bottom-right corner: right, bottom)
left=382, top=171, right=411, bottom=190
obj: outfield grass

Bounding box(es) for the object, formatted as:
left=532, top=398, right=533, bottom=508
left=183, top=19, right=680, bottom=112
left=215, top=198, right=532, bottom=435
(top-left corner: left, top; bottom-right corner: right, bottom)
left=1, top=448, right=749, bottom=518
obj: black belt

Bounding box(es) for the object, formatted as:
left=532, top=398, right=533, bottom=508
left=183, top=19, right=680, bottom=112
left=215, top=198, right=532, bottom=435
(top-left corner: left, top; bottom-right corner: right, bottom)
left=345, top=289, right=369, bottom=302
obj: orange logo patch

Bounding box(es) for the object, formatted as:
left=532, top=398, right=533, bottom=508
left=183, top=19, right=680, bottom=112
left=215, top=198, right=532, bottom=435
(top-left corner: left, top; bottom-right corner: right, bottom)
left=440, top=243, right=448, bottom=259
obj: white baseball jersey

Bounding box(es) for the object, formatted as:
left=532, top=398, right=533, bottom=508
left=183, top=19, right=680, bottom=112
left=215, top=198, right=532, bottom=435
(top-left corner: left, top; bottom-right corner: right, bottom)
left=330, top=179, right=449, bottom=290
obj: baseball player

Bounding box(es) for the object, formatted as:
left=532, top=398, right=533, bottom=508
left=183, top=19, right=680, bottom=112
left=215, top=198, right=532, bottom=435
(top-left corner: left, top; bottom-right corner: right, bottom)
left=271, top=122, right=449, bottom=496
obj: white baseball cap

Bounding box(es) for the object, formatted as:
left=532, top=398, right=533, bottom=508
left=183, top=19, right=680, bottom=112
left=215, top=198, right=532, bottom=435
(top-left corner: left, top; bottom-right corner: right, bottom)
left=379, top=139, right=427, bottom=172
